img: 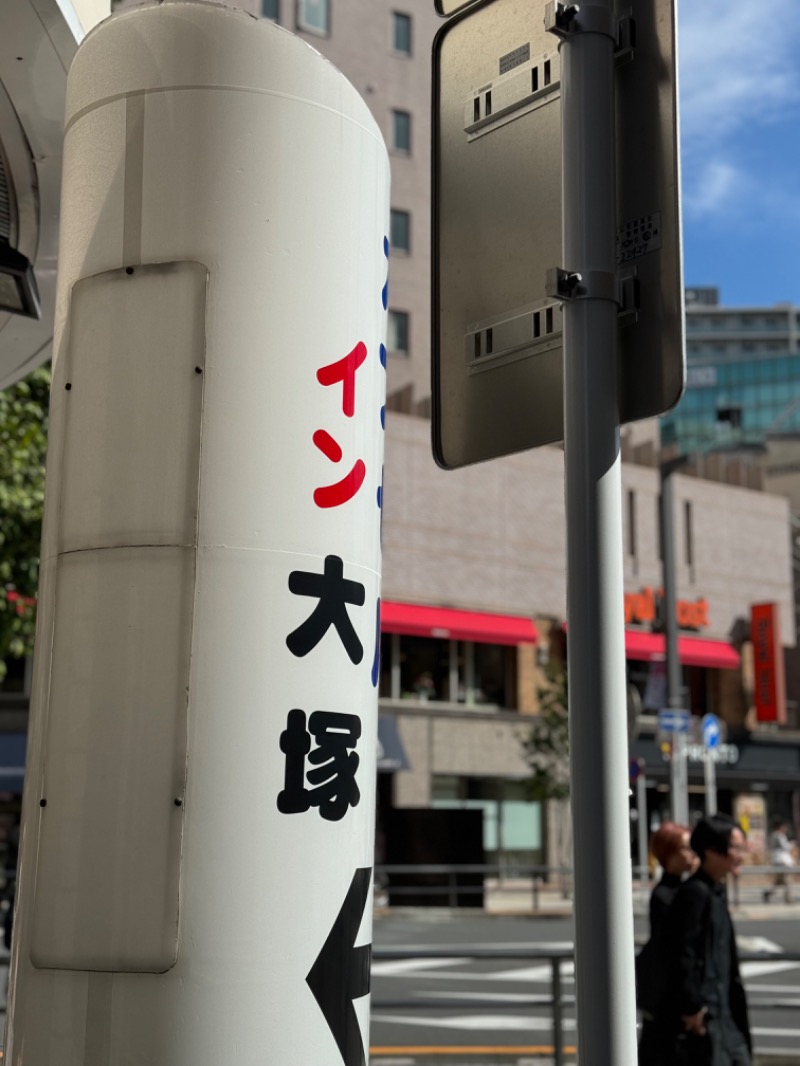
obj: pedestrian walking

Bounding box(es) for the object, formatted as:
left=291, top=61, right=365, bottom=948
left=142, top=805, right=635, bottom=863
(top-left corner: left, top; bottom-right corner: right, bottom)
left=657, top=814, right=751, bottom=1066
left=649, top=821, right=699, bottom=931
left=638, top=822, right=697, bottom=1065
left=763, top=818, right=795, bottom=904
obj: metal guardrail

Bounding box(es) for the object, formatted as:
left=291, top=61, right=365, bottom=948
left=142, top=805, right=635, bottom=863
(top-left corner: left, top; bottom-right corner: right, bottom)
left=376, top=863, right=800, bottom=909
left=732, top=865, right=800, bottom=906
left=372, top=945, right=800, bottom=1066
left=375, top=863, right=573, bottom=908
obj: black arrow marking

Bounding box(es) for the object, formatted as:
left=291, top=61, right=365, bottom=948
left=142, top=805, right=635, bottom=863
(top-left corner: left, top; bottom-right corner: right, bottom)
left=307, top=867, right=372, bottom=1066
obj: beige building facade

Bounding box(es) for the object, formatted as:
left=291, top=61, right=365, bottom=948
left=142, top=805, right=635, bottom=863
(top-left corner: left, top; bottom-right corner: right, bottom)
left=100, top=1, right=800, bottom=868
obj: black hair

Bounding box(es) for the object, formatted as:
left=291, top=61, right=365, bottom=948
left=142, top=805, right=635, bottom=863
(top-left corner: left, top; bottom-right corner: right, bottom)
left=690, top=814, right=744, bottom=860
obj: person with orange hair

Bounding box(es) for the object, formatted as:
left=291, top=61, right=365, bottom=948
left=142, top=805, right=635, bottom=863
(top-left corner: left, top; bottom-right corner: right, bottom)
left=638, top=821, right=697, bottom=1065
left=649, top=821, right=699, bottom=933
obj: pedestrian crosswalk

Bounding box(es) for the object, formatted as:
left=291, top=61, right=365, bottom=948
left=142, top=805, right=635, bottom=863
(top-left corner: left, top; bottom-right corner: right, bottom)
left=371, top=945, right=800, bottom=1050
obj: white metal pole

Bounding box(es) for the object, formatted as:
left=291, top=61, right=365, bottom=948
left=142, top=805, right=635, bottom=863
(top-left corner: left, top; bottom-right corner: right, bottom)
left=6, top=6, right=389, bottom=1064
left=558, top=2, right=638, bottom=1061
left=704, top=753, right=717, bottom=816
left=672, top=730, right=689, bottom=825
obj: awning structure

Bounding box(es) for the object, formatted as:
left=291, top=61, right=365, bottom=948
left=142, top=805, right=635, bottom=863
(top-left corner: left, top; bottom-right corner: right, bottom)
left=625, top=630, right=740, bottom=670
left=380, top=601, right=538, bottom=645
left=377, top=715, right=410, bottom=773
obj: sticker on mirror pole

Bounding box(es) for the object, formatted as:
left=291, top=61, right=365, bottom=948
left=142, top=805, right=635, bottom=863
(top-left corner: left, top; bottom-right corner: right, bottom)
left=617, top=212, right=662, bottom=263
left=307, top=867, right=372, bottom=1066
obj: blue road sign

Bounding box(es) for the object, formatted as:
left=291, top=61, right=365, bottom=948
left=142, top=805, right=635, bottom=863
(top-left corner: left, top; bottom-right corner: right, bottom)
left=658, top=708, right=690, bottom=734
left=702, top=713, right=721, bottom=750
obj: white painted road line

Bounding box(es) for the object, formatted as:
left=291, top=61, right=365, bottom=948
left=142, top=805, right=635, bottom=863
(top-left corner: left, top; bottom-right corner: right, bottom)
left=370, top=1014, right=577, bottom=1032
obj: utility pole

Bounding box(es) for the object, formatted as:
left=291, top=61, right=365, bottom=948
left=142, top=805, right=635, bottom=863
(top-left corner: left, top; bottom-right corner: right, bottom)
left=551, top=3, right=638, bottom=1061
left=660, top=457, right=689, bottom=825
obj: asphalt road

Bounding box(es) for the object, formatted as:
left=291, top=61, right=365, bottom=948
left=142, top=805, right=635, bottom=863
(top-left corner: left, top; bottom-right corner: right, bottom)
left=370, top=909, right=800, bottom=1062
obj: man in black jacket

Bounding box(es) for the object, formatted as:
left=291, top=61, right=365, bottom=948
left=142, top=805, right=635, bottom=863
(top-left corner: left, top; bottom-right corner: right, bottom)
left=659, top=814, right=751, bottom=1066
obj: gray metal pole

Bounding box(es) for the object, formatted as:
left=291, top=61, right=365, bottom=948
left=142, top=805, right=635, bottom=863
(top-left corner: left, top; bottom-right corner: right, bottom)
left=559, top=3, right=638, bottom=1061
left=637, top=768, right=649, bottom=893
left=551, top=957, right=564, bottom=1066
left=704, top=753, right=717, bottom=816
left=660, top=467, right=689, bottom=824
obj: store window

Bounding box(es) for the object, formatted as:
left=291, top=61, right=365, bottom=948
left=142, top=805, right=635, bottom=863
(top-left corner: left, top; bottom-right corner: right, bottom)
left=392, top=11, right=412, bottom=54
left=391, top=109, right=412, bottom=153
left=473, top=643, right=513, bottom=706
left=297, top=0, right=329, bottom=35
left=378, top=634, right=517, bottom=708
left=627, top=658, right=712, bottom=718
left=432, top=775, right=543, bottom=869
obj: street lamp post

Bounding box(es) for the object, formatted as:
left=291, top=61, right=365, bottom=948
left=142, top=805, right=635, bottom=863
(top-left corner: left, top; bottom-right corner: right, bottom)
left=660, top=457, right=689, bottom=825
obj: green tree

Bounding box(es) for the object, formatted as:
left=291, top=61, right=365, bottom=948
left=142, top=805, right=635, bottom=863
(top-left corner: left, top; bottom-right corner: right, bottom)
left=522, top=664, right=572, bottom=879
left=522, top=664, right=570, bottom=801
left=0, top=366, right=50, bottom=682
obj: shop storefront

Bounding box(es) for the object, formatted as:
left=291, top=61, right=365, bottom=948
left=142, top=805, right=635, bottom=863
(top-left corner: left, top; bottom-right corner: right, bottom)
left=630, top=730, right=800, bottom=862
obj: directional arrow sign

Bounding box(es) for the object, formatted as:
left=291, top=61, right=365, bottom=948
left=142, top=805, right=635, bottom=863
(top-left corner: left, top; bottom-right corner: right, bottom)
left=702, top=713, right=721, bottom=750
left=307, top=867, right=372, bottom=1066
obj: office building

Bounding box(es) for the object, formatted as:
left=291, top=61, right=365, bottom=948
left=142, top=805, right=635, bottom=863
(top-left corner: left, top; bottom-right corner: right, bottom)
left=662, top=287, right=800, bottom=454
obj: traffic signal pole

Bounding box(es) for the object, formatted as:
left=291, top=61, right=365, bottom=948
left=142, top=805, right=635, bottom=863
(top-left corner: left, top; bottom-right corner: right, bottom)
left=548, top=2, right=638, bottom=1061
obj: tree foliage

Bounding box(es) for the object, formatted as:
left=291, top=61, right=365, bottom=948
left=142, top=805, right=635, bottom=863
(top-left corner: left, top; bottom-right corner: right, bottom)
left=0, top=366, right=50, bottom=681
left=522, top=664, right=570, bottom=801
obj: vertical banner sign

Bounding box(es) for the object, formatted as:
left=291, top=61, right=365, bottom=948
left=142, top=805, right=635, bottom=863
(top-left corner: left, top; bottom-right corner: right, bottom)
left=751, top=602, right=786, bottom=724
left=5, top=6, right=389, bottom=1065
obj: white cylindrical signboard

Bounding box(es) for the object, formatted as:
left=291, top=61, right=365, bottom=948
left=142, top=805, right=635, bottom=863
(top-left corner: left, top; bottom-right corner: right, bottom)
left=6, top=4, right=389, bottom=1063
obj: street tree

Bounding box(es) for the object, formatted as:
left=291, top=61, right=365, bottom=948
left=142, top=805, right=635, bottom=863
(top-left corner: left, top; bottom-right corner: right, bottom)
left=0, top=366, right=49, bottom=683
left=521, top=663, right=572, bottom=878
left=522, top=664, right=570, bottom=800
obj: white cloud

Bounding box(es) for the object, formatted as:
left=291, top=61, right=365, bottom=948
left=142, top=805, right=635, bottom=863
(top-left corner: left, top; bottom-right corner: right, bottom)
left=679, top=2, right=800, bottom=146
left=678, top=3, right=800, bottom=222
left=682, top=159, right=743, bottom=218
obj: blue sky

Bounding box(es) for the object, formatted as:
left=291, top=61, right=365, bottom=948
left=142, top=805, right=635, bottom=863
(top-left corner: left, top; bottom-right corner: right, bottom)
left=678, top=3, right=800, bottom=308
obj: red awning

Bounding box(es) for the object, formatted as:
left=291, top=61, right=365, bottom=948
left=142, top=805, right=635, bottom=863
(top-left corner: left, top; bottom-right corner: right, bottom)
left=381, top=602, right=538, bottom=645
left=625, top=630, right=740, bottom=670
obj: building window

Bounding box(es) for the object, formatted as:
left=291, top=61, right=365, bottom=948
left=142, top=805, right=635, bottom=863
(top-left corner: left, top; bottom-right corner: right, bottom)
left=684, top=500, right=694, bottom=568
left=378, top=633, right=517, bottom=708
left=656, top=496, right=663, bottom=560
left=388, top=310, right=410, bottom=354
left=297, top=0, right=329, bottom=35
left=391, top=109, right=412, bottom=153
left=626, top=489, right=636, bottom=558
left=392, top=11, right=412, bottom=55
left=390, top=209, right=411, bottom=253
left=262, top=0, right=280, bottom=19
